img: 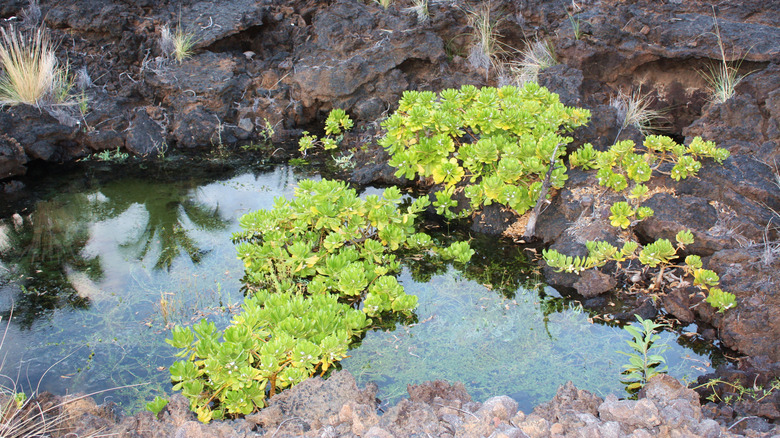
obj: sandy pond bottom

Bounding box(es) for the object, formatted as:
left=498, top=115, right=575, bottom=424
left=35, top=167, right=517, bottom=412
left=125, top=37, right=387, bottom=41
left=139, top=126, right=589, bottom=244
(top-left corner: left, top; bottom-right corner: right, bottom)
left=0, top=160, right=721, bottom=414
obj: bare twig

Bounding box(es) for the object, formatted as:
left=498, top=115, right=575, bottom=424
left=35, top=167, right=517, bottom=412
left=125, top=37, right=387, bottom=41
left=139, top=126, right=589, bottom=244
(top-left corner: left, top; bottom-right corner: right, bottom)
left=523, top=143, right=562, bottom=240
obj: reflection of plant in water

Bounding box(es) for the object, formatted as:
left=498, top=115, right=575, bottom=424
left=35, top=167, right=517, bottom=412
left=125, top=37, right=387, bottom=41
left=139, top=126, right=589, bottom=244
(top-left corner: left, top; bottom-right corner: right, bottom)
left=1, top=197, right=101, bottom=327
left=98, top=179, right=229, bottom=271
left=407, top=232, right=543, bottom=298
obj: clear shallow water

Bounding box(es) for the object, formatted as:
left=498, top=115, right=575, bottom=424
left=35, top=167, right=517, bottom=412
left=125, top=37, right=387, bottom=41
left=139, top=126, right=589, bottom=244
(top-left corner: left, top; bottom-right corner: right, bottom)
left=0, top=160, right=721, bottom=413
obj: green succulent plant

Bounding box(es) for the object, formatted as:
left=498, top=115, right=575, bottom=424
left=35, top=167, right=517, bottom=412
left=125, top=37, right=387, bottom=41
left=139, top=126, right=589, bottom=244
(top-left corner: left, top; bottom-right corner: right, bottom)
left=379, top=83, right=590, bottom=219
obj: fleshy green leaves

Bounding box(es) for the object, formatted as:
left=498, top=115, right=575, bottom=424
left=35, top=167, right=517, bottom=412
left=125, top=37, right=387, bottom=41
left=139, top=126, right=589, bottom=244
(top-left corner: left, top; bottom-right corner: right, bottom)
left=380, top=84, right=590, bottom=219
left=299, top=109, right=353, bottom=154
left=169, top=178, right=476, bottom=423
left=168, top=291, right=366, bottom=422
left=638, top=239, right=677, bottom=267
left=705, top=288, right=737, bottom=313
left=609, top=202, right=635, bottom=229
left=325, top=108, right=353, bottom=135
left=619, top=315, right=668, bottom=392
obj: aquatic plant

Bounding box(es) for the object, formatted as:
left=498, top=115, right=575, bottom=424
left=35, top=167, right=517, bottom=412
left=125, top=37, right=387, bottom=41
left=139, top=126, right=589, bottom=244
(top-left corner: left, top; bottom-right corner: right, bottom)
left=169, top=178, right=473, bottom=421
left=234, top=179, right=470, bottom=314
left=543, top=135, right=737, bottom=312
left=380, top=83, right=590, bottom=220
left=0, top=26, right=73, bottom=106
left=167, top=289, right=368, bottom=422
left=619, top=315, right=668, bottom=392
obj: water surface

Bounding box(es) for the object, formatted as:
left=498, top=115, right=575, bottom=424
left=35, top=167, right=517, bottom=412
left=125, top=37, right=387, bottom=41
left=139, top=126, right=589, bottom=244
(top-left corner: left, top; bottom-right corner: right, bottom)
left=0, top=159, right=722, bottom=413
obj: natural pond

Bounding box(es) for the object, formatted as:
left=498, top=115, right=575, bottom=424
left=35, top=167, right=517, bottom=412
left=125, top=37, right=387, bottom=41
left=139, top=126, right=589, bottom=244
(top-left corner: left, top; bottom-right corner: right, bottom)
left=0, top=157, right=725, bottom=414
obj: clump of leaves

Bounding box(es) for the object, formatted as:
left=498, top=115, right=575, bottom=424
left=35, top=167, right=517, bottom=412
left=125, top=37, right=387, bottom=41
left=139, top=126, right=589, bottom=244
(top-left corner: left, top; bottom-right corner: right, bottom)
left=234, top=179, right=471, bottom=315
left=145, top=396, right=169, bottom=416
left=169, top=178, right=473, bottom=422
left=379, top=83, right=590, bottom=220
left=544, top=135, right=736, bottom=312
left=167, top=289, right=369, bottom=422
left=299, top=109, right=353, bottom=155
left=619, top=315, right=668, bottom=392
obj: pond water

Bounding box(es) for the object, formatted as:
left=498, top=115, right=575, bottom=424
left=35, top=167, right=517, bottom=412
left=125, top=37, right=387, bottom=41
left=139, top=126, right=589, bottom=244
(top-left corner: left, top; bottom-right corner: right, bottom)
left=0, top=158, right=723, bottom=414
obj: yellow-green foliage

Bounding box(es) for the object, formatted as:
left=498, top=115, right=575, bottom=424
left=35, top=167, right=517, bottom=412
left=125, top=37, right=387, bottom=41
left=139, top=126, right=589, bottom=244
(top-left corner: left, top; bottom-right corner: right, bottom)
left=380, top=83, right=590, bottom=219
left=544, top=136, right=736, bottom=312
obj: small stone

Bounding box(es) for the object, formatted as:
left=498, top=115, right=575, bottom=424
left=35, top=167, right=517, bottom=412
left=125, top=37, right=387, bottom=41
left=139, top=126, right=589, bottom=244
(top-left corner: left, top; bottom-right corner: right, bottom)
left=511, top=410, right=526, bottom=426
left=550, top=423, right=564, bottom=435
left=598, top=395, right=661, bottom=429
left=627, top=429, right=653, bottom=438
left=489, top=423, right=528, bottom=438
left=238, top=118, right=254, bottom=133
left=573, top=269, right=617, bottom=298
left=478, top=396, right=520, bottom=422
left=695, top=419, right=722, bottom=438
left=441, top=413, right=463, bottom=428
left=518, top=414, right=550, bottom=438
left=364, top=425, right=393, bottom=438
left=598, top=421, right=621, bottom=438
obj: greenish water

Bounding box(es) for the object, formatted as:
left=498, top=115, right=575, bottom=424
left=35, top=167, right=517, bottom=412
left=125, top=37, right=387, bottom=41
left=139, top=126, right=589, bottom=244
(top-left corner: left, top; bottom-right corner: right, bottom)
left=0, top=159, right=721, bottom=414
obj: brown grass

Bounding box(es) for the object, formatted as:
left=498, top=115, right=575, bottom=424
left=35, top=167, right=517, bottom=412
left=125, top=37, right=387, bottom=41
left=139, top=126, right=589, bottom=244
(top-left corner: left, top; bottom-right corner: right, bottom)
left=0, top=26, right=71, bottom=106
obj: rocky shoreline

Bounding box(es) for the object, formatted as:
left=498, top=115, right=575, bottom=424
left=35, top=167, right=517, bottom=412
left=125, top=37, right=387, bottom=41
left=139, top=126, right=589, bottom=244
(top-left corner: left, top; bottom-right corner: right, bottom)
left=1, top=0, right=779, bottom=435
left=8, top=371, right=776, bottom=437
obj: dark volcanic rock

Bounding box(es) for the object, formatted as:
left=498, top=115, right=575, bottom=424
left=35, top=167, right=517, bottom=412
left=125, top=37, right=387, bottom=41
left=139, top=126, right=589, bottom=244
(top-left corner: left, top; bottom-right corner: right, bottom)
left=573, top=269, right=617, bottom=298
left=703, top=248, right=780, bottom=361
left=0, top=105, right=79, bottom=162
left=634, top=192, right=732, bottom=256
left=290, top=0, right=445, bottom=113
left=0, top=134, right=27, bottom=179
left=125, top=108, right=166, bottom=156
left=684, top=64, right=780, bottom=163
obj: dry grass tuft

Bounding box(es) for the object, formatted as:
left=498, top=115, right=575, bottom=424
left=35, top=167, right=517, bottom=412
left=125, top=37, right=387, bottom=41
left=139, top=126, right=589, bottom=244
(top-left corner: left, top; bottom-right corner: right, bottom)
left=0, top=26, right=72, bottom=106
left=160, top=24, right=198, bottom=63
left=464, top=2, right=504, bottom=75
left=609, top=89, right=665, bottom=142
left=506, top=39, right=557, bottom=85
left=700, top=14, right=752, bottom=105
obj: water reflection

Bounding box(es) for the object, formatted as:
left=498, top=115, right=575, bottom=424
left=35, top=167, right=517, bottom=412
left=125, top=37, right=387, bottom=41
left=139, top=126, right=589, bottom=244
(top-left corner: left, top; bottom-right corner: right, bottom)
left=0, top=162, right=724, bottom=414
left=99, top=179, right=229, bottom=271
left=1, top=197, right=100, bottom=327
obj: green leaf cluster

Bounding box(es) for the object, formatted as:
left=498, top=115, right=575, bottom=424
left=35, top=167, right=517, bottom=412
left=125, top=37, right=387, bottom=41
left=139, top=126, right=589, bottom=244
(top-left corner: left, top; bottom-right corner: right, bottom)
left=145, top=396, right=169, bottom=415
left=543, top=230, right=735, bottom=312
left=619, top=315, right=668, bottom=392
left=570, top=136, right=729, bottom=228
left=234, top=178, right=456, bottom=316
left=571, top=135, right=729, bottom=186
left=298, top=109, right=354, bottom=154
left=546, top=134, right=735, bottom=313
left=167, top=289, right=367, bottom=422
left=379, top=83, right=591, bottom=219
left=684, top=254, right=737, bottom=313
left=171, top=178, right=475, bottom=422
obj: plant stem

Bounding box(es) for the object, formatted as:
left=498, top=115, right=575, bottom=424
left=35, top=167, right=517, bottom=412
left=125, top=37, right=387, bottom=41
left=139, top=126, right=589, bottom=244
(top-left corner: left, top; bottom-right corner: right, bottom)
left=523, top=143, right=561, bottom=240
